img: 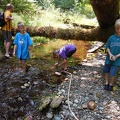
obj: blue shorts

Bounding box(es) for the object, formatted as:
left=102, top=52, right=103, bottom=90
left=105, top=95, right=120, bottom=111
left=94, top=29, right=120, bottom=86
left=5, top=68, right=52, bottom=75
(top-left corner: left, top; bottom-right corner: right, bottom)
left=103, top=64, right=118, bottom=76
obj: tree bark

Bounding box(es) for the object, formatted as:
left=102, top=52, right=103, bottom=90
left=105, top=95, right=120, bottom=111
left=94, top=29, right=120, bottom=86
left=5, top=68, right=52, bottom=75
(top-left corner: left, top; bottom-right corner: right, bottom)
left=90, top=0, right=120, bottom=28
left=0, top=25, right=115, bottom=42
left=0, top=25, right=112, bottom=42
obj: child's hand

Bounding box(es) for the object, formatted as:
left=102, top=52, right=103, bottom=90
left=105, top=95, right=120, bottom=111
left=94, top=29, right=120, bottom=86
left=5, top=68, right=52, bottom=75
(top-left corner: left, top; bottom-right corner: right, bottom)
left=54, top=63, right=59, bottom=68
left=110, top=55, right=116, bottom=61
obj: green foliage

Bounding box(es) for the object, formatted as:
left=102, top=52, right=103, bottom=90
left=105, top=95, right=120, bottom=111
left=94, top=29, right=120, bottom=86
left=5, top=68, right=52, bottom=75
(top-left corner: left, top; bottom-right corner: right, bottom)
left=0, top=0, right=35, bottom=13
left=32, top=36, right=50, bottom=45
left=54, top=0, right=75, bottom=9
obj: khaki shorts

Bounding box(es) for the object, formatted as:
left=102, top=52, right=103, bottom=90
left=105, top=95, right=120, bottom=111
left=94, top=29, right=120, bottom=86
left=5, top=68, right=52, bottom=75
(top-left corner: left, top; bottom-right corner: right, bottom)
left=2, top=30, right=12, bottom=42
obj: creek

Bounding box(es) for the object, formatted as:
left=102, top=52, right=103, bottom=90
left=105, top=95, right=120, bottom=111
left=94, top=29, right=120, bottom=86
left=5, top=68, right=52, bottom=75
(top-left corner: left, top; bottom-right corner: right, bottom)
left=0, top=39, right=98, bottom=119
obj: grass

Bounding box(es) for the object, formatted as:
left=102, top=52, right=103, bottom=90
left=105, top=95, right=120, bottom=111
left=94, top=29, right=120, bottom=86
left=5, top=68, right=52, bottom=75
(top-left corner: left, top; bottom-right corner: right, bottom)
left=12, top=4, right=98, bottom=28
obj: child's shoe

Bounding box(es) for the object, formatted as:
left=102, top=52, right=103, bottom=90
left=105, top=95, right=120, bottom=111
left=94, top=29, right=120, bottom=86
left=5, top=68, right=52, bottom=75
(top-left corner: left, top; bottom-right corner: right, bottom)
left=5, top=53, right=11, bottom=58
left=104, top=84, right=109, bottom=90
left=108, top=85, right=113, bottom=91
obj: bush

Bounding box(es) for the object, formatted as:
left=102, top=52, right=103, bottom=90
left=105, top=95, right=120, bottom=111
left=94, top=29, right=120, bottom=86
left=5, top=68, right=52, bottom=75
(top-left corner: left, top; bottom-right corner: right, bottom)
left=0, top=0, right=35, bottom=13
left=54, top=0, right=75, bottom=9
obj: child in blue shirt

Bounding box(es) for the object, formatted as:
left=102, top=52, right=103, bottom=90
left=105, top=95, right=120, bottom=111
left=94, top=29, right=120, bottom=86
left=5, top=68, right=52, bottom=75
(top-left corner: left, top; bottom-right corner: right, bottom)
left=13, top=22, right=33, bottom=75
left=103, top=19, right=120, bottom=91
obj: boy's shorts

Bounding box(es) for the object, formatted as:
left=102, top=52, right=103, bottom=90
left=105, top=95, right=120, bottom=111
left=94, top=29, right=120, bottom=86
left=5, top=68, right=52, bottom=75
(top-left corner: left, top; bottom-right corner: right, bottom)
left=2, top=30, right=12, bottom=42
left=103, top=64, right=118, bottom=76
left=66, top=48, right=76, bottom=58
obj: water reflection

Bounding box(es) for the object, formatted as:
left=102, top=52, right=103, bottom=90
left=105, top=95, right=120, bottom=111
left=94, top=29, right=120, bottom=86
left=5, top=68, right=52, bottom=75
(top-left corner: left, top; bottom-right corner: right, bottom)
left=33, top=39, right=89, bottom=67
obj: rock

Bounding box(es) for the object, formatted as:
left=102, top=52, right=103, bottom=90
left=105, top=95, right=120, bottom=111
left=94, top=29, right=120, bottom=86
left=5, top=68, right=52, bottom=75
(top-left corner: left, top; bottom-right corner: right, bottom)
left=82, top=103, right=88, bottom=109
left=73, top=103, right=77, bottom=107
left=96, top=93, right=101, bottom=98
left=54, top=116, right=61, bottom=120
left=39, top=97, right=52, bottom=111
left=73, top=71, right=77, bottom=74
left=74, top=99, right=79, bottom=104
left=46, top=112, right=53, bottom=119
left=24, top=115, right=33, bottom=120
left=21, top=86, right=26, bottom=89
left=65, top=100, right=73, bottom=105
left=54, top=72, right=62, bottom=77
left=33, top=81, right=39, bottom=85
left=24, top=83, right=30, bottom=87
left=60, top=89, right=65, bottom=93
left=50, top=96, right=63, bottom=108
left=88, top=101, right=96, bottom=110
left=17, top=97, right=23, bottom=102
left=29, top=100, right=35, bottom=106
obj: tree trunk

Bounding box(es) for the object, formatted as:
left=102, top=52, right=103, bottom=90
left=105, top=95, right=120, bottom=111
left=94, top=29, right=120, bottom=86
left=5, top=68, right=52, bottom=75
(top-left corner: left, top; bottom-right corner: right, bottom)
left=90, top=0, right=120, bottom=28
left=0, top=25, right=112, bottom=42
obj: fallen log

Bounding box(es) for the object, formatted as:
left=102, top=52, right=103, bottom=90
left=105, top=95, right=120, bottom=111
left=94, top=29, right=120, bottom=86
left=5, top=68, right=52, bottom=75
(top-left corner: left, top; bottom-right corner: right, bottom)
left=0, top=25, right=114, bottom=42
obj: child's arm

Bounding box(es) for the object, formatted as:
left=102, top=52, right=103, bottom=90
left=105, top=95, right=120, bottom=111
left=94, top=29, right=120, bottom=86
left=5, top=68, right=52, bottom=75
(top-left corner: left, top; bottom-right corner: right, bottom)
left=55, top=59, right=67, bottom=70
left=6, top=15, right=14, bottom=20
left=107, top=48, right=114, bottom=60
left=13, top=45, right=17, bottom=56
left=115, top=53, right=120, bottom=59
left=29, top=45, right=33, bottom=57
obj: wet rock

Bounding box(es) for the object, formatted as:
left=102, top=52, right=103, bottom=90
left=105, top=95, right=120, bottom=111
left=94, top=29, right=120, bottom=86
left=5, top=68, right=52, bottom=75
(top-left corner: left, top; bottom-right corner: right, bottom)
left=88, top=101, right=96, bottom=110
left=50, top=96, right=63, bottom=108
left=39, top=97, right=52, bottom=111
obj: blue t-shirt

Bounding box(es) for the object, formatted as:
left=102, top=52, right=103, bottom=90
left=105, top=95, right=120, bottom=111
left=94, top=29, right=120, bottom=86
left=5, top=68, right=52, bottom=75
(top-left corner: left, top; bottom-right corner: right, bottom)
left=58, top=44, right=76, bottom=59
left=105, top=34, right=120, bottom=66
left=13, top=32, right=33, bottom=60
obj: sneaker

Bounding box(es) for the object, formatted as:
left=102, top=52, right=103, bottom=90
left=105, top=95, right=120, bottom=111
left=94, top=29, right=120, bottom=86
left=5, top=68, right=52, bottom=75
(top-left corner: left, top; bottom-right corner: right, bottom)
left=104, top=84, right=109, bottom=90
left=5, top=54, right=11, bottom=58
left=5, top=53, right=10, bottom=57
left=108, top=85, right=113, bottom=91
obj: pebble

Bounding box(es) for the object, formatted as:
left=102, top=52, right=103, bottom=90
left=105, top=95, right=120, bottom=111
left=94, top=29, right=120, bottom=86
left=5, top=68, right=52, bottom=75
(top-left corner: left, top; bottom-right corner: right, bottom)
left=55, top=53, right=120, bottom=120
left=54, top=116, right=61, bottom=120
left=21, top=86, right=26, bottom=89
left=46, top=112, right=53, bottom=119
left=74, top=99, right=79, bottom=104
left=82, top=103, right=88, bottom=109
left=24, top=83, right=30, bottom=87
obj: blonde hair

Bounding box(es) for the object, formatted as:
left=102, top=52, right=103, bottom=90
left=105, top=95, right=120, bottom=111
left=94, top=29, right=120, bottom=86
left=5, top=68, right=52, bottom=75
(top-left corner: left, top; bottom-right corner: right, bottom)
left=115, top=19, right=120, bottom=27
left=6, top=3, right=14, bottom=10
left=17, top=22, right=24, bottom=27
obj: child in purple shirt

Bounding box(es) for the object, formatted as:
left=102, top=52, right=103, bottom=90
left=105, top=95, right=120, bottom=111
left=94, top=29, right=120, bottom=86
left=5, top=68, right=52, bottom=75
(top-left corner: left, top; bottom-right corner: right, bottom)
left=53, top=44, right=76, bottom=71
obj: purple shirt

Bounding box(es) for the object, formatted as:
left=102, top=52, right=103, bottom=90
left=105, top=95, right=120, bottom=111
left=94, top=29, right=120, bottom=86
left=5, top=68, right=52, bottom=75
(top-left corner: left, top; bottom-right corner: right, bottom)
left=58, top=44, right=76, bottom=59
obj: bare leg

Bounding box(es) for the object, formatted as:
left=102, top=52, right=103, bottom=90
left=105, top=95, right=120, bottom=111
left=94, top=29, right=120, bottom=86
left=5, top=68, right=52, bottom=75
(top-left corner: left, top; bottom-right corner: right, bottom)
left=22, top=61, right=26, bottom=74
left=105, top=73, right=109, bottom=84
left=109, top=76, right=115, bottom=86
left=6, top=42, right=11, bottom=55
left=4, top=41, right=11, bottom=56
left=64, top=62, right=68, bottom=70
left=4, top=40, right=7, bottom=51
